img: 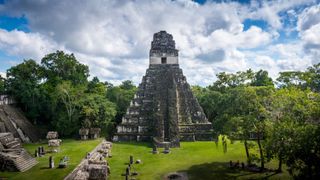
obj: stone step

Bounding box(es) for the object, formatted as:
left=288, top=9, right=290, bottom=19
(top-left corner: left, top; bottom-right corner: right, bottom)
left=17, top=159, right=38, bottom=172
left=4, top=140, right=20, bottom=149
left=2, top=105, right=39, bottom=142
left=14, top=152, right=38, bottom=172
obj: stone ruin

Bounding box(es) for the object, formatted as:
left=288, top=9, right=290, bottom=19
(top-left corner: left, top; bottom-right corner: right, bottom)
left=79, top=128, right=89, bottom=140
left=90, top=128, right=101, bottom=139
left=46, top=131, right=58, bottom=139
left=47, top=131, right=61, bottom=152
left=79, top=128, right=101, bottom=140
left=113, top=31, right=213, bottom=147
left=64, top=140, right=112, bottom=180
left=0, top=132, right=38, bottom=172
left=0, top=104, right=40, bottom=143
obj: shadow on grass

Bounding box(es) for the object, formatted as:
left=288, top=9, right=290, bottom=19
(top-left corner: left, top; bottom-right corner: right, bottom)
left=184, top=162, right=269, bottom=180
left=113, top=141, right=153, bottom=148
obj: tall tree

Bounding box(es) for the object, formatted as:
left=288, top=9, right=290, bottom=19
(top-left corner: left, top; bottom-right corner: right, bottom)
left=79, top=93, right=116, bottom=137
left=251, top=70, right=274, bottom=86
left=6, top=59, right=44, bottom=122
left=211, top=69, right=254, bottom=91
left=265, top=88, right=320, bottom=176
left=305, top=63, right=320, bottom=92
left=53, top=81, right=85, bottom=136
left=86, top=77, right=106, bottom=95
left=106, top=80, right=137, bottom=125
left=41, top=50, right=89, bottom=86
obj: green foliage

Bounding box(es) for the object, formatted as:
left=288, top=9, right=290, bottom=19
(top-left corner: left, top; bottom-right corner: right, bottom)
left=251, top=70, right=274, bottom=86
left=211, top=69, right=254, bottom=91
left=6, top=59, right=45, bottom=121
left=41, top=50, right=89, bottom=86
left=106, top=80, right=137, bottom=124
left=79, top=93, right=116, bottom=136
left=0, top=74, right=5, bottom=94
left=52, top=81, right=85, bottom=136
left=5, top=51, right=117, bottom=137
left=86, top=77, right=106, bottom=95
left=277, top=62, right=320, bottom=92
left=264, top=87, right=320, bottom=176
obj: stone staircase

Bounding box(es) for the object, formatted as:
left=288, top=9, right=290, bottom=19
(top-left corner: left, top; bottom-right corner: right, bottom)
left=0, top=132, right=38, bottom=172
left=4, top=140, right=21, bottom=149
left=0, top=105, right=40, bottom=142
left=14, top=150, right=38, bottom=172
left=0, top=133, right=21, bottom=149
left=0, top=108, right=20, bottom=138
left=2, top=105, right=40, bottom=142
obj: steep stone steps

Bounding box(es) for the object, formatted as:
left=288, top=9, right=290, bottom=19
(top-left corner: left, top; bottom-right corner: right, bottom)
left=0, top=108, right=19, bottom=138
left=2, top=105, right=40, bottom=142
left=14, top=150, right=38, bottom=172
left=4, top=140, right=21, bottom=149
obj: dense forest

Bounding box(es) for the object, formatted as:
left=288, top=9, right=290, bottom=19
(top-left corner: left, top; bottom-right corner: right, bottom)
left=193, top=65, right=320, bottom=179
left=0, top=51, right=136, bottom=138
left=0, top=51, right=319, bottom=179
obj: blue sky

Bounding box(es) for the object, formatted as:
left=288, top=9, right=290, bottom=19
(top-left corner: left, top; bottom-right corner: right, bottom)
left=0, top=0, right=319, bottom=86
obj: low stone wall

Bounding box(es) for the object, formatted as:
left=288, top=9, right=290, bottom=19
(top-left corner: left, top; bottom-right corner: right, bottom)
left=64, top=140, right=112, bottom=180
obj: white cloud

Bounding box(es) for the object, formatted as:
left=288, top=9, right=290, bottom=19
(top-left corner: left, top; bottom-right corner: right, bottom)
left=297, top=4, right=320, bottom=63
left=0, top=29, right=59, bottom=61
left=247, top=0, right=316, bottom=29
left=0, top=72, right=6, bottom=78
left=297, top=4, right=320, bottom=31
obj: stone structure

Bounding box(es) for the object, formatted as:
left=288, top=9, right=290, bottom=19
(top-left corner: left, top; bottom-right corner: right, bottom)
left=89, top=128, right=101, bottom=139
left=113, top=31, right=213, bottom=147
left=79, top=128, right=101, bottom=140
left=48, top=139, right=62, bottom=147
left=47, top=131, right=61, bottom=152
left=0, top=104, right=40, bottom=143
left=0, top=132, right=38, bottom=172
left=79, top=128, right=89, bottom=140
left=46, top=131, right=58, bottom=139
left=64, top=140, right=112, bottom=180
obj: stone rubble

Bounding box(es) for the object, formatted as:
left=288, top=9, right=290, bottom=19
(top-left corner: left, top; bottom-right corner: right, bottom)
left=65, top=140, right=112, bottom=180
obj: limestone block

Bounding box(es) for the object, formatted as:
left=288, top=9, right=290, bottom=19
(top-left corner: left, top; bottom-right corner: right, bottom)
left=46, top=131, right=58, bottom=140
left=48, top=139, right=62, bottom=147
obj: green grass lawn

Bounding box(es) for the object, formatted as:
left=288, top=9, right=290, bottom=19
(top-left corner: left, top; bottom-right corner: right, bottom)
left=109, top=140, right=292, bottom=180
left=0, top=138, right=102, bottom=180
left=0, top=138, right=292, bottom=180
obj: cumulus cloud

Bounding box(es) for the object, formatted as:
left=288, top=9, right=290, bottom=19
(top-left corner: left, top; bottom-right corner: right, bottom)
left=0, top=29, right=59, bottom=60
left=0, top=0, right=319, bottom=86
left=297, top=4, right=320, bottom=63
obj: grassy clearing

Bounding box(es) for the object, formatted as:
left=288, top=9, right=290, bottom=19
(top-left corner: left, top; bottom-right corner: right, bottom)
left=0, top=139, right=291, bottom=180
left=109, top=140, right=292, bottom=180
left=0, top=138, right=102, bottom=180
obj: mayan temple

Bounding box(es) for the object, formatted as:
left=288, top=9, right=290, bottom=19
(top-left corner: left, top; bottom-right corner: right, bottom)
left=113, top=31, right=212, bottom=147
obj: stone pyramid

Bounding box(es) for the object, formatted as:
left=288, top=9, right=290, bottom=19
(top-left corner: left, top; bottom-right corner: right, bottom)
left=113, top=31, right=212, bottom=147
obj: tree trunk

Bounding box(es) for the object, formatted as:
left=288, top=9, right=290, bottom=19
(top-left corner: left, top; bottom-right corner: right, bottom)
left=277, top=155, right=282, bottom=172
left=244, top=139, right=251, bottom=165
left=257, top=134, right=264, bottom=171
